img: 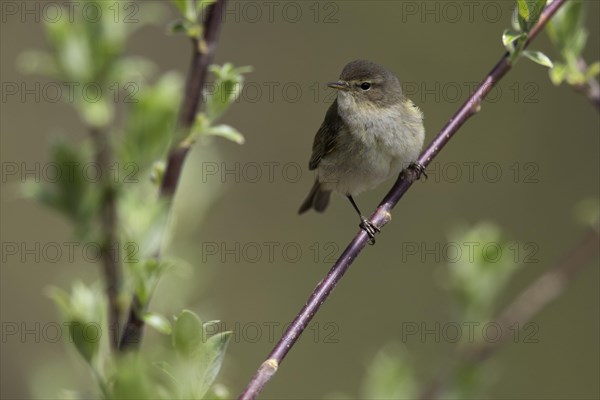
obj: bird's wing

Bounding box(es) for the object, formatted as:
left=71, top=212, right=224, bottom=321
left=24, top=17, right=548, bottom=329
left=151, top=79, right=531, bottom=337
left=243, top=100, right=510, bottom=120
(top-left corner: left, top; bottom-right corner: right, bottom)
left=308, top=100, right=344, bottom=170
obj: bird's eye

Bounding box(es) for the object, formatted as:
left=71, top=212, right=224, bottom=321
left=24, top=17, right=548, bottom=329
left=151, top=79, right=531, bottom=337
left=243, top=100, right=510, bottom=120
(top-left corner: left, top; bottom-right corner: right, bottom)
left=360, top=82, right=371, bottom=90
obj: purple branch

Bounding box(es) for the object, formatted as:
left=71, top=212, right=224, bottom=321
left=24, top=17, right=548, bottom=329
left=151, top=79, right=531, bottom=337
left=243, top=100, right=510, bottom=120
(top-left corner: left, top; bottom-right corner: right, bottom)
left=119, top=0, right=227, bottom=352
left=161, top=0, right=227, bottom=197
left=239, top=1, right=567, bottom=398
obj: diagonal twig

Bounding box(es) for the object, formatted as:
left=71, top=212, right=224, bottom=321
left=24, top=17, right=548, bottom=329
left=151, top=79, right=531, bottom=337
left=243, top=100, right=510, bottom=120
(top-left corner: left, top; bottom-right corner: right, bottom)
left=239, top=1, right=567, bottom=398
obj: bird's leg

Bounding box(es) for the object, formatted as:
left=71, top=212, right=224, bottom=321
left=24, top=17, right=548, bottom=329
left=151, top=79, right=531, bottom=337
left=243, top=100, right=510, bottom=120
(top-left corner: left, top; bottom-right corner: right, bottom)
left=347, top=195, right=379, bottom=245
left=404, top=162, right=428, bottom=182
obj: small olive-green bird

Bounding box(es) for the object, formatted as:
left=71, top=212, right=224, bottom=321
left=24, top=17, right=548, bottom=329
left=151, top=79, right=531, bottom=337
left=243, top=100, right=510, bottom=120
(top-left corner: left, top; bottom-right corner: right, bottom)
left=298, top=60, right=425, bottom=242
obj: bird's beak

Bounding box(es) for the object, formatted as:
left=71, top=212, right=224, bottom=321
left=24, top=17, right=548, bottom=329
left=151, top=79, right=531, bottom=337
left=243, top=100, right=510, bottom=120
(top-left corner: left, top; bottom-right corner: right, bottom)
left=327, top=80, right=350, bottom=91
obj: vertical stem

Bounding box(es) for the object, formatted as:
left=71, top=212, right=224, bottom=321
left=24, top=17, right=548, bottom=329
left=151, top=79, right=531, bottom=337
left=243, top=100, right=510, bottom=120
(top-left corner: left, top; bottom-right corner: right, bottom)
left=90, top=127, right=122, bottom=350
left=160, top=0, right=228, bottom=197
left=119, top=0, right=228, bottom=351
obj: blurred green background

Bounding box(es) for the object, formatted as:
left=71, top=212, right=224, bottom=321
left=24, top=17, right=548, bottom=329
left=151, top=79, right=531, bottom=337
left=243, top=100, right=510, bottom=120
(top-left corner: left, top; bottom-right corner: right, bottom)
left=1, top=1, right=599, bottom=399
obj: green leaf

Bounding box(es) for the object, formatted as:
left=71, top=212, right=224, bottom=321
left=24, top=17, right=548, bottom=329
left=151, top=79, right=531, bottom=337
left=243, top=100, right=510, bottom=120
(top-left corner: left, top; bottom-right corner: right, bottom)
left=187, top=24, right=204, bottom=40
left=566, top=29, right=588, bottom=61
left=502, top=29, right=522, bottom=47
left=118, top=71, right=182, bottom=171
left=187, top=115, right=245, bottom=147
left=47, top=287, right=71, bottom=316
left=205, top=63, right=252, bottom=121
left=547, top=0, right=585, bottom=50
left=206, top=124, right=245, bottom=144
left=564, top=67, right=586, bottom=86
left=167, top=19, right=202, bottom=38
left=59, top=33, right=93, bottom=82
left=193, top=331, right=232, bottom=399
left=516, top=0, right=530, bottom=31
left=447, top=362, right=487, bottom=399
left=549, top=62, right=567, bottom=85
left=517, top=0, right=547, bottom=32
left=530, top=0, right=547, bottom=29
left=25, top=0, right=162, bottom=86
left=130, top=258, right=172, bottom=306
left=79, top=98, right=113, bottom=128
left=47, top=282, right=106, bottom=364
left=445, top=222, right=519, bottom=320
left=23, top=139, right=99, bottom=238
left=171, top=0, right=188, bottom=15
left=153, top=361, right=177, bottom=384
left=143, top=313, right=172, bottom=335
left=168, top=19, right=190, bottom=34
left=172, top=310, right=205, bottom=357
left=511, top=7, right=521, bottom=31
left=502, top=29, right=525, bottom=52
left=67, top=319, right=100, bottom=363
left=584, top=62, right=600, bottom=80
left=109, top=56, right=156, bottom=86
left=172, top=0, right=197, bottom=21
left=362, top=344, right=416, bottom=400
left=184, top=1, right=197, bottom=21
left=523, top=50, right=554, bottom=68
left=189, top=113, right=210, bottom=139
left=111, top=355, right=157, bottom=400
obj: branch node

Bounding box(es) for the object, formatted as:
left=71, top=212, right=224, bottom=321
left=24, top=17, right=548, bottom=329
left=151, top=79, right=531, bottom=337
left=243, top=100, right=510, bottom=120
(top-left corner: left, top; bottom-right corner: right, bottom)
left=379, top=211, right=392, bottom=226
left=261, top=359, right=279, bottom=374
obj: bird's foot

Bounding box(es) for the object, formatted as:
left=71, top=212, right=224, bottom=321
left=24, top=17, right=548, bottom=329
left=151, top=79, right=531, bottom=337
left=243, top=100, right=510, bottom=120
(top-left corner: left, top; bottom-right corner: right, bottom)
left=405, top=162, right=428, bottom=182
left=359, top=217, right=380, bottom=245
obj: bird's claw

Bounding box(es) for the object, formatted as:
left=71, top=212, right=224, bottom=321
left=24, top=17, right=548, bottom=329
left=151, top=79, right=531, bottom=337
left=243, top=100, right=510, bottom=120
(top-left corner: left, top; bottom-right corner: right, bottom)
left=406, top=162, right=427, bottom=182
left=359, top=217, right=380, bottom=245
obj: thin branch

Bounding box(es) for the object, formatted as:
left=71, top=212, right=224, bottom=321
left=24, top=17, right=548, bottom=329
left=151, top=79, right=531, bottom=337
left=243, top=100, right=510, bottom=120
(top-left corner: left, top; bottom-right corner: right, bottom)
left=161, top=0, right=227, bottom=197
left=419, top=227, right=599, bottom=399
left=573, top=57, right=600, bottom=112
left=119, top=0, right=227, bottom=351
left=239, top=1, right=567, bottom=398
left=483, top=230, right=598, bottom=359
left=90, top=127, right=122, bottom=351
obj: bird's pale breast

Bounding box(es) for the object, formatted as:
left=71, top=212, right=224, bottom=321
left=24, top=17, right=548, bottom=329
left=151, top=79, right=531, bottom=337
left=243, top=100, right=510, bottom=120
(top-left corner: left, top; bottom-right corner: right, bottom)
left=318, top=94, right=424, bottom=196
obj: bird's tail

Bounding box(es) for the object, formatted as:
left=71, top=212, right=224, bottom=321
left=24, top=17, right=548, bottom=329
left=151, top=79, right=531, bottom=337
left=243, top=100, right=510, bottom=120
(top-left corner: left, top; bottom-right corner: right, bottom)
left=298, top=181, right=331, bottom=214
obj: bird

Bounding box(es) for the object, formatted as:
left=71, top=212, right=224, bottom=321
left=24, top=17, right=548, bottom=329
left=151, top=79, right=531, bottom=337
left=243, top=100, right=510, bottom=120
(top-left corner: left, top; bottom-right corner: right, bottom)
left=298, top=60, right=425, bottom=243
